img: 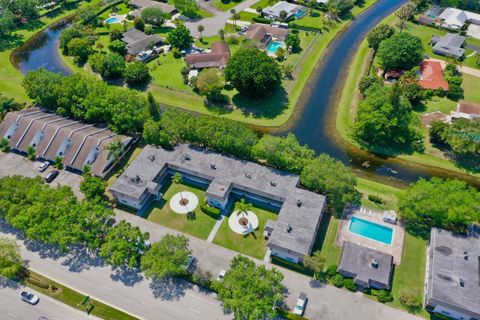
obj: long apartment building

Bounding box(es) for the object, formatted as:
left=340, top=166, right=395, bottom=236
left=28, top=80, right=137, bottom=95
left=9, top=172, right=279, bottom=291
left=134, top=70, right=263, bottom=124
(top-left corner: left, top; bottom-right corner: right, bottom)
left=0, top=108, right=132, bottom=177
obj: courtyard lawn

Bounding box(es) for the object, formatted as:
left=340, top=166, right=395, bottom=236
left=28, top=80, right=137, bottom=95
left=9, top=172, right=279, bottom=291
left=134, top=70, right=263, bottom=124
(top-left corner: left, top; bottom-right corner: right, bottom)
left=236, top=11, right=259, bottom=22
left=213, top=0, right=245, bottom=11
left=251, top=0, right=277, bottom=9
left=146, top=181, right=218, bottom=240
left=212, top=201, right=279, bottom=260
left=149, top=52, right=193, bottom=93
left=98, top=2, right=131, bottom=20
left=311, top=213, right=342, bottom=267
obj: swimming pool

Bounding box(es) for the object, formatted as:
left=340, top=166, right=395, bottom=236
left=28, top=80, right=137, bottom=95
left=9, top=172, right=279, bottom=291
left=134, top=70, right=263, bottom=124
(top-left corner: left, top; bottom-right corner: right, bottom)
left=349, top=217, right=393, bottom=245
left=266, top=41, right=285, bottom=54
left=294, top=9, right=306, bottom=19
left=105, top=16, right=121, bottom=24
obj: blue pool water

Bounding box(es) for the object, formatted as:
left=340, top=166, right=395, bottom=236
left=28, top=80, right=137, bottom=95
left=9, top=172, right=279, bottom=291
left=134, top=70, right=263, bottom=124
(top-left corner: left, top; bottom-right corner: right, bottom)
left=266, top=41, right=285, bottom=54
left=294, top=9, right=306, bottom=18
left=105, top=17, right=120, bottom=24
left=349, top=217, right=393, bottom=245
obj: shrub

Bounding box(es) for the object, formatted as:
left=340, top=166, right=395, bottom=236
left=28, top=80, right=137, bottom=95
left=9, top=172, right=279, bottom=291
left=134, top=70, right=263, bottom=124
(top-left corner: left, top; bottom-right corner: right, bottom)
left=446, top=84, right=464, bottom=100
left=200, top=203, right=221, bottom=219
left=368, top=194, right=384, bottom=204
left=429, top=121, right=448, bottom=146
left=331, top=274, right=344, bottom=287
left=325, top=264, right=337, bottom=278
left=109, top=28, right=123, bottom=41
left=27, top=277, right=49, bottom=289
left=134, top=17, right=145, bottom=31
left=399, top=290, right=422, bottom=312
left=172, top=47, right=181, bottom=58
left=252, top=16, right=272, bottom=24
left=124, top=61, right=151, bottom=85
left=377, top=290, right=393, bottom=303
left=344, top=278, right=357, bottom=291
left=0, top=138, right=10, bottom=152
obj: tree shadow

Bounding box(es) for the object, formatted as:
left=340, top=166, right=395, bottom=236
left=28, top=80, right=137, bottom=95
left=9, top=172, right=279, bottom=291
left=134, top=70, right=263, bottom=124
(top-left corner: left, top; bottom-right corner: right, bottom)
left=0, top=276, right=22, bottom=289
left=232, top=86, right=289, bottom=120
left=452, top=154, right=480, bottom=174
left=149, top=277, right=191, bottom=301
left=23, top=239, right=65, bottom=261
left=110, top=266, right=144, bottom=287
left=60, top=247, right=106, bottom=273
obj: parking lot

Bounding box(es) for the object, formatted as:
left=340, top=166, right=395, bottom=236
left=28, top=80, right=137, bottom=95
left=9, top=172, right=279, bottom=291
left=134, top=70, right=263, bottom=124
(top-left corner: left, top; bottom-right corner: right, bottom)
left=0, top=151, right=84, bottom=199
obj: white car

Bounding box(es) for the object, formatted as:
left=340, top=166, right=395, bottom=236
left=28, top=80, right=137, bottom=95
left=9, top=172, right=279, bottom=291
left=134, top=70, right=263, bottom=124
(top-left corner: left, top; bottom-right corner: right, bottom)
left=293, top=292, right=307, bottom=316
left=217, top=269, right=227, bottom=281
left=20, top=291, right=39, bottom=305
left=38, top=161, right=50, bottom=172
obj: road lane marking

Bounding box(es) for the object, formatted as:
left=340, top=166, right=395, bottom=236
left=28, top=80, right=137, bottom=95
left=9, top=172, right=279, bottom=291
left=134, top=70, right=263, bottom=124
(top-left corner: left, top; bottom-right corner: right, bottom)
left=189, top=308, right=201, bottom=314
left=103, top=286, right=113, bottom=291
left=7, top=313, right=17, bottom=319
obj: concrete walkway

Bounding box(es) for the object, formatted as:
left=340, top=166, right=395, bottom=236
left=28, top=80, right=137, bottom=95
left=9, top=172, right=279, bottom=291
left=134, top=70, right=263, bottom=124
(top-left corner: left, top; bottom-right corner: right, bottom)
left=429, top=58, right=480, bottom=78
left=206, top=215, right=225, bottom=242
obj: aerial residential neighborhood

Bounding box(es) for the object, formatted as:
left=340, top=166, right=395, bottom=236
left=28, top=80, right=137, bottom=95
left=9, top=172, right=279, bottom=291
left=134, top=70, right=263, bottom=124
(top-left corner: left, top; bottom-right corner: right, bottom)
left=0, top=0, right=479, bottom=320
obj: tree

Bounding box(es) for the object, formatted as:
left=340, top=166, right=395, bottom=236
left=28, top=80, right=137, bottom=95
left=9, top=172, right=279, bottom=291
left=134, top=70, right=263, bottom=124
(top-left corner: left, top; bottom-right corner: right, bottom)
left=327, top=0, right=354, bottom=16
left=0, top=138, right=10, bottom=153
left=0, top=238, right=24, bottom=279
left=124, top=61, right=151, bottom=85
left=54, top=156, right=63, bottom=169
left=0, top=94, right=20, bottom=121
left=26, top=146, right=36, bottom=161
left=230, top=9, right=237, bottom=28
left=67, top=37, right=94, bottom=63
left=366, top=24, right=395, bottom=50
left=59, top=26, right=86, bottom=55
left=0, top=10, right=15, bottom=36
left=444, top=119, right=480, bottom=155
left=234, top=199, right=252, bottom=220
left=80, top=175, right=107, bottom=201
left=100, top=221, right=150, bottom=268
left=303, top=251, right=325, bottom=280
left=141, top=7, right=168, bottom=26
left=141, top=234, right=191, bottom=279
left=98, top=52, right=125, bottom=79
left=78, top=6, right=98, bottom=26
left=134, top=17, right=145, bottom=31
left=173, top=0, right=199, bottom=18
left=285, top=32, right=301, bottom=52
left=399, top=290, right=422, bottom=312
left=167, top=25, right=193, bottom=49
left=429, top=120, right=449, bottom=146
left=395, top=2, right=416, bottom=31
left=213, top=255, right=285, bottom=320
left=224, top=47, right=282, bottom=98
left=377, top=32, right=424, bottom=71
left=142, top=120, right=171, bottom=147
left=109, top=28, right=123, bottom=41
left=195, top=68, right=224, bottom=102
left=218, top=29, right=225, bottom=41
left=279, top=10, right=288, bottom=21
left=301, top=154, right=360, bottom=215
left=252, top=133, right=314, bottom=172
left=399, top=178, right=480, bottom=234
left=108, top=39, right=126, bottom=55
left=106, top=139, right=123, bottom=162
left=171, top=172, right=184, bottom=200
left=0, top=0, right=39, bottom=36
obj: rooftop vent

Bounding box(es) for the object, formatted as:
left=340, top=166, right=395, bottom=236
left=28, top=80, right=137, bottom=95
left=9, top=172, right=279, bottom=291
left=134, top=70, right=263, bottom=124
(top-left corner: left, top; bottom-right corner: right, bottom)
left=296, top=199, right=302, bottom=207
left=270, top=181, right=277, bottom=187
left=182, top=154, right=191, bottom=161
left=286, top=224, right=292, bottom=233
left=459, top=278, right=465, bottom=287
left=463, top=251, right=469, bottom=261
left=148, top=155, right=155, bottom=162
left=135, top=175, right=141, bottom=182
left=245, top=172, right=251, bottom=179
left=371, top=259, right=379, bottom=269
left=210, top=163, right=216, bottom=169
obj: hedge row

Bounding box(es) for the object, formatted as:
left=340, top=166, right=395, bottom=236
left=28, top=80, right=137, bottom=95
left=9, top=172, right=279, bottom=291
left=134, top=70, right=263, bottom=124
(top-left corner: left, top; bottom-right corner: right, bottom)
left=288, top=22, right=322, bottom=32
left=200, top=203, right=221, bottom=219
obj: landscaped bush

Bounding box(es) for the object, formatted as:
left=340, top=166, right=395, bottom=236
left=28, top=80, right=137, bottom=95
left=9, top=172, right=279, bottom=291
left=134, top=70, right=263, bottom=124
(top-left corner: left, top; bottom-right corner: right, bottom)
left=325, top=264, right=338, bottom=278
left=399, top=290, right=422, bottom=312
left=252, top=16, right=272, bottom=24
left=200, top=203, right=221, bottom=219
left=27, top=277, right=50, bottom=289
left=368, top=194, right=384, bottom=204
left=344, top=278, right=357, bottom=291
left=271, top=255, right=306, bottom=271
left=376, top=290, right=394, bottom=303
left=330, top=274, right=344, bottom=287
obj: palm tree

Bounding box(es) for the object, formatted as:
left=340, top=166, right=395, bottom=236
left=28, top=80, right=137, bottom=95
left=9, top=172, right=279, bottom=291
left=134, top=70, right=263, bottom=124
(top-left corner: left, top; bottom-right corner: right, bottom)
left=106, top=139, right=123, bottom=163
left=27, top=146, right=36, bottom=161
left=197, top=25, right=204, bottom=41
left=171, top=172, right=184, bottom=200
left=230, top=9, right=237, bottom=28
left=234, top=199, right=252, bottom=220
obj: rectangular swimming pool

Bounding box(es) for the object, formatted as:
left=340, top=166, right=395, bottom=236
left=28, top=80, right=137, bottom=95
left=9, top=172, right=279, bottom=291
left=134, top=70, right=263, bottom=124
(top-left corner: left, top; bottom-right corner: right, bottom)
left=349, top=217, right=393, bottom=245
left=266, top=41, right=285, bottom=54
left=105, top=17, right=121, bottom=24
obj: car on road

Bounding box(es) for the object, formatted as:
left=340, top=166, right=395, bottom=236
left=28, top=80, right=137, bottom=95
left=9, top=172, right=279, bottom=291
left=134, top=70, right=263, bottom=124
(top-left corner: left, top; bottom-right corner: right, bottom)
left=293, top=292, right=307, bottom=316
left=38, top=161, right=50, bottom=172
left=217, top=269, right=227, bottom=281
left=20, top=291, right=39, bottom=305
left=45, top=169, right=59, bottom=183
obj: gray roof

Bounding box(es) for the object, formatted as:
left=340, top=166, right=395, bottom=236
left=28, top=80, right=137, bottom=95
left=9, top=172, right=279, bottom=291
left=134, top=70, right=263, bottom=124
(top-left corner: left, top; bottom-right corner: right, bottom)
left=338, top=242, right=393, bottom=289
left=263, top=1, right=302, bottom=18
left=130, top=0, right=176, bottom=14
left=432, top=33, right=466, bottom=59
left=109, top=144, right=326, bottom=256
left=426, top=228, right=480, bottom=319
left=122, top=28, right=163, bottom=55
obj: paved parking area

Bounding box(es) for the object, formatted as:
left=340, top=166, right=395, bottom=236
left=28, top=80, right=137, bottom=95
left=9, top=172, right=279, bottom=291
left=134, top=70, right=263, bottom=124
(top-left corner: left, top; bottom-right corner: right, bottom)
left=0, top=151, right=84, bottom=199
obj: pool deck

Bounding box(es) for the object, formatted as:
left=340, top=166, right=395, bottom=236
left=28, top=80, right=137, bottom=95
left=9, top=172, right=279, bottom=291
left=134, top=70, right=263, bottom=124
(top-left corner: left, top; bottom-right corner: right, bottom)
left=336, top=205, right=405, bottom=265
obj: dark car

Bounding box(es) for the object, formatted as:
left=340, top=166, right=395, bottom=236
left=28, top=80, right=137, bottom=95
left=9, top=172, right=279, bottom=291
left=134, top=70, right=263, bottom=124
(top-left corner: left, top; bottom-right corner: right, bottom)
left=45, top=170, right=59, bottom=183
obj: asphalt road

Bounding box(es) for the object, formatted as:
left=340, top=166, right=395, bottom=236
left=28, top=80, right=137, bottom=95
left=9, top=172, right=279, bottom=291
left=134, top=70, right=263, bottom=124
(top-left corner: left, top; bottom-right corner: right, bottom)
left=0, top=277, right=98, bottom=320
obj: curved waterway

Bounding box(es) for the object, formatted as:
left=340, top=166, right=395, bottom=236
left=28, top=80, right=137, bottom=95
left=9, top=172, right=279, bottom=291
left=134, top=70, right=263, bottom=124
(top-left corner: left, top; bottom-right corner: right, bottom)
left=10, top=1, right=480, bottom=188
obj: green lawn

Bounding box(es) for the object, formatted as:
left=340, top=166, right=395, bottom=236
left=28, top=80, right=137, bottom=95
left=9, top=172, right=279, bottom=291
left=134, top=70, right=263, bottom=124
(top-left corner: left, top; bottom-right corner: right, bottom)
left=357, top=177, right=403, bottom=211
left=236, top=11, right=259, bottom=22
left=311, top=213, right=342, bottom=267
left=251, top=0, right=277, bottom=9
left=149, top=52, right=193, bottom=93
left=98, top=3, right=131, bottom=20
left=26, top=271, right=136, bottom=320
left=212, top=200, right=279, bottom=260
left=212, top=0, right=245, bottom=11
left=145, top=180, right=218, bottom=240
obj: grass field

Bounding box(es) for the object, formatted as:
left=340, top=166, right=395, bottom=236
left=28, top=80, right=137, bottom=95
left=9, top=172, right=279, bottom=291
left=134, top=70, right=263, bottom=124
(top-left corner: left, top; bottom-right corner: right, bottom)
left=212, top=200, right=279, bottom=260
left=213, top=0, right=245, bottom=11
left=26, top=271, right=136, bottom=320
left=145, top=181, right=218, bottom=240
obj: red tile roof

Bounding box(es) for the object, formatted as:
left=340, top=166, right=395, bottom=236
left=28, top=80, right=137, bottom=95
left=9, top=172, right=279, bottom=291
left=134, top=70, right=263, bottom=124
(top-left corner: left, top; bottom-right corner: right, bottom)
left=185, top=41, right=230, bottom=69
left=418, top=61, right=449, bottom=90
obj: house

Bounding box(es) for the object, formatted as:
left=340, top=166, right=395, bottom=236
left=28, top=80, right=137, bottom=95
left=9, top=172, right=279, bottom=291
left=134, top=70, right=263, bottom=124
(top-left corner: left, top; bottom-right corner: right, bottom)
left=122, top=28, right=163, bottom=55
left=262, top=1, right=306, bottom=20
left=418, top=60, right=449, bottom=90
left=438, top=7, right=480, bottom=30
left=109, top=144, right=326, bottom=264
left=0, top=108, right=132, bottom=177
left=425, top=227, right=480, bottom=320
left=130, top=0, right=177, bottom=15
left=185, top=41, right=230, bottom=69
left=450, top=101, right=480, bottom=121
left=431, top=33, right=466, bottom=59
left=245, top=23, right=289, bottom=47
left=337, top=242, right=394, bottom=290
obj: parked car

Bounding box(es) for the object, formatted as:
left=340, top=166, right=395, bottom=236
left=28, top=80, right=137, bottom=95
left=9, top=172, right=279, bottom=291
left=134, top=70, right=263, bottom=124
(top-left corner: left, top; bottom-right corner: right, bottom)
left=293, top=292, right=307, bottom=316
left=45, top=170, right=59, bottom=183
left=20, top=291, right=39, bottom=305
left=38, top=161, right=50, bottom=172
left=217, top=269, right=227, bottom=281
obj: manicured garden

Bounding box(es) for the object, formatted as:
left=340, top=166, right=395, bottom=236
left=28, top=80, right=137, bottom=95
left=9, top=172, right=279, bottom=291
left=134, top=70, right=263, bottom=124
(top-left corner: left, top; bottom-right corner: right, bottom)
left=145, top=180, right=219, bottom=240
left=212, top=200, right=279, bottom=260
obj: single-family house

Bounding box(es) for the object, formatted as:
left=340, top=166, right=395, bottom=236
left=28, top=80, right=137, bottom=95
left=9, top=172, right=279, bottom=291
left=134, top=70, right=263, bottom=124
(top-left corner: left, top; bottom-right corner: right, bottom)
left=0, top=108, right=132, bottom=177
left=425, top=227, right=480, bottom=320
left=450, top=101, right=480, bottom=121
left=185, top=41, right=230, bottom=69
left=122, top=28, right=163, bottom=56
left=337, top=242, right=394, bottom=290
left=130, top=0, right=177, bottom=15
left=245, top=23, right=289, bottom=48
left=109, top=144, right=326, bottom=264
left=418, top=60, right=449, bottom=90
left=262, top=1, right=306, bottom=20
left=438, top=7, right=480, bottom=30
left=431, top=33, right=466, bottom=59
